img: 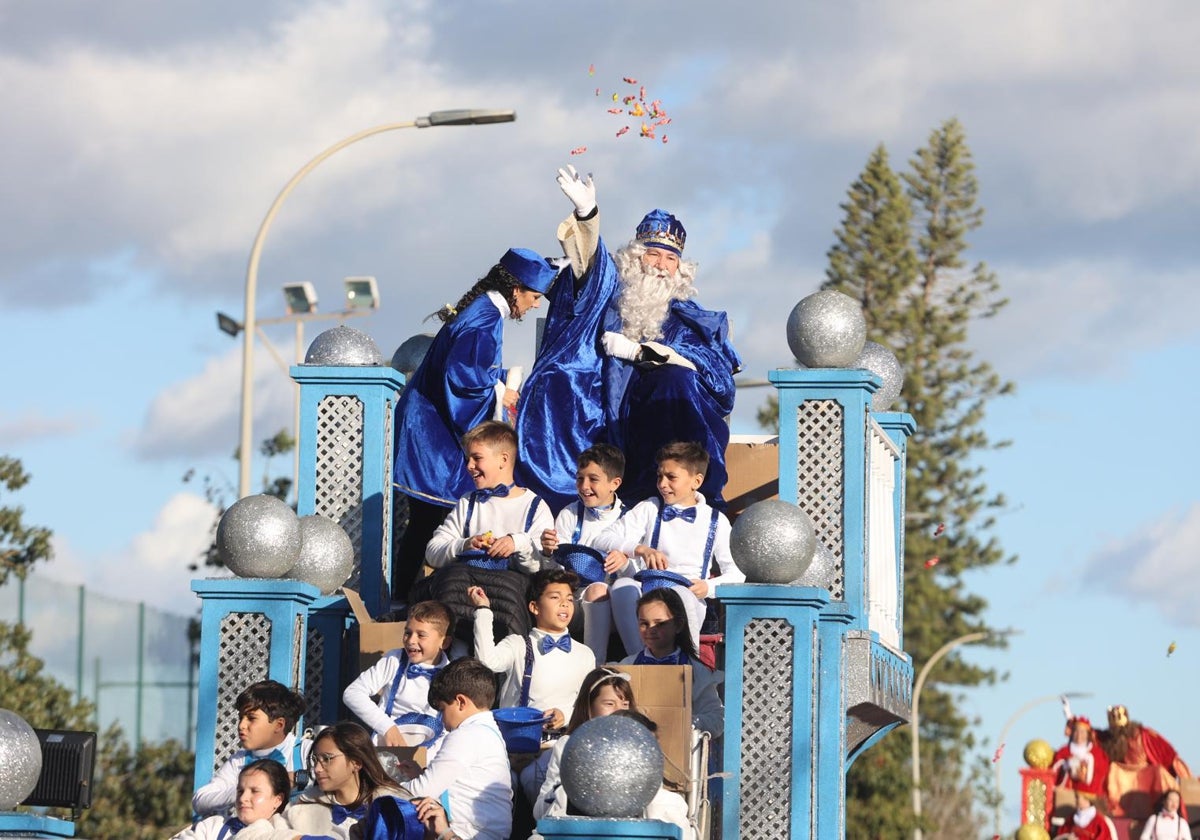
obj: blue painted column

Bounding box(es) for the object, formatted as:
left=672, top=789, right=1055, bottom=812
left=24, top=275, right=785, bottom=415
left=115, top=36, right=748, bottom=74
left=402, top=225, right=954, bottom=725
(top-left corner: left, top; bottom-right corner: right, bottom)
left=190, top=579, right=320, bottom=792
left=538, top=818, right=683, bottom=839
left=291, top=364, right=405, bottom=616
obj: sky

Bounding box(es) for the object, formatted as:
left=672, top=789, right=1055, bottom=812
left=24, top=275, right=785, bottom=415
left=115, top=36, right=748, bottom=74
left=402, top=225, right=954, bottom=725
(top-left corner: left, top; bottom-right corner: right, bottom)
left=1, top=0, right=1198, bottom=833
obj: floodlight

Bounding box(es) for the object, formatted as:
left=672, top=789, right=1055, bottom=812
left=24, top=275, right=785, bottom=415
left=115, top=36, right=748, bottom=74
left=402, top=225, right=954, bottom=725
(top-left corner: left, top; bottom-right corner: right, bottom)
left=24, top=729, right=97, bottom=817
left=424, top=109, right=517, bottom=127
left=217, top=312, right=242, bottom=337
left=282, top=282, right=318, bottom=315
left=344, top=276, right=380, bottom=310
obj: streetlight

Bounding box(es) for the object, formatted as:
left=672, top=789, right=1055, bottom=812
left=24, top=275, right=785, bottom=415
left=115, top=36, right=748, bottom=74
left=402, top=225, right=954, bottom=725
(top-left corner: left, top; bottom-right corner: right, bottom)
left=236, top=108, right=517, bottom=498
left=993, top=691, right=1093, bottom=838
left=910, top=630, right=990, bottom=840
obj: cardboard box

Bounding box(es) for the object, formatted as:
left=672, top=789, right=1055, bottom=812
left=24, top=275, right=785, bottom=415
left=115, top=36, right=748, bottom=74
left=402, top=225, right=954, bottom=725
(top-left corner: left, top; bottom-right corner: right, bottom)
left=376, top=744, right=428, bottom=772
left=723, top=434, right=779, bottom=521
left=343, top=587, right=405, bottom=670
left=611, top=664, right=693, bottom=790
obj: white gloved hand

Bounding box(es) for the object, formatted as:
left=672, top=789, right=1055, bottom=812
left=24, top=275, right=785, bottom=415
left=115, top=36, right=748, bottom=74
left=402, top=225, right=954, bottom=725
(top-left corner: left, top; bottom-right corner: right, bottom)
left=556, top=165, right=597, bottom=216
left=641, top=341, right=698, bottom=371
left=601, top=331, right=642, bottom=361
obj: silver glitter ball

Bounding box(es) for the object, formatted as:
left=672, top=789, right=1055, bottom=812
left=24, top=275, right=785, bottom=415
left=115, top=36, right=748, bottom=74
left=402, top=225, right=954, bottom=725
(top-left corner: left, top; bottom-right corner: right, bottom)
left=216, top=494, right=302, bottom=578
left=0, top=709, right=42, bottom=809
left=304, top=325, right=384, bottom=366
left=794, top=540, right=838, bottom=590
left=729, top=499, right=816, bottom=584
left=786, top=290, right=866, bottom=368
left=390, top=333, right=435, bottom=376
left=286, top=515, right=355, bottom=595
left=560, top=716, right=662, bottom=817
left=854, top=341, right=904, bottom=412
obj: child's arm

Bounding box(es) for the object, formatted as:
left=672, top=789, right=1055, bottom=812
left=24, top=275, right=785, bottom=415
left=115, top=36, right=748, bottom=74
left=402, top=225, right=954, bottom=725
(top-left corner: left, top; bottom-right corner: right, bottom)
left=190, top=755, right=239, bottom=816
left=540, top=507, right=573, bottom=557
left=590, top=500, right=654, bottom=560
left=468, top=587, right=521, bottom=672
left=342, top=652, right=405, bottom=744
left=424, top=500, right=469, bottom=568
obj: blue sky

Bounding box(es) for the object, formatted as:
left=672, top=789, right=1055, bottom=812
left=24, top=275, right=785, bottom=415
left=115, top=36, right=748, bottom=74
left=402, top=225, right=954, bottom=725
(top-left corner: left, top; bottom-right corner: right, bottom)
left=2, top=0, right=1199, bottom=833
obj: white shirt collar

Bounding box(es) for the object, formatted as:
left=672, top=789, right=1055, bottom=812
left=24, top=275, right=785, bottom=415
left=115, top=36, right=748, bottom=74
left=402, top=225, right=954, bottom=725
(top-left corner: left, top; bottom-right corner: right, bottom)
left=486, top=290, right=509, bottom=317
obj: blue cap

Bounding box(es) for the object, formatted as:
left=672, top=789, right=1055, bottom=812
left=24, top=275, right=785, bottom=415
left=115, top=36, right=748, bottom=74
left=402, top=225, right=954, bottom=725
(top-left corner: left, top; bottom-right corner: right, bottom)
left=498, top=247, right=557, bottom=294
left=635, top=209, right=686, bottom=256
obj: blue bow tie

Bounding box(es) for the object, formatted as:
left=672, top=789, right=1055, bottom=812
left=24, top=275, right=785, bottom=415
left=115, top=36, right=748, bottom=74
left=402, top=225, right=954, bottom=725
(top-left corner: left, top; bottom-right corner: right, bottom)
left=331, top=803, right=367, bottom=825
left=405, top=663, right=440, bottom=680
left=661, top=505, right=697, bottom=523
left=224, top=817, right=247, bottom=835
left=262, top=748, right=286, bottom=766
left=473, top=484, right=511, bottom=503
left=635, top=649, right=684, bottom=666
left=539, top=634, right=572, bottom=655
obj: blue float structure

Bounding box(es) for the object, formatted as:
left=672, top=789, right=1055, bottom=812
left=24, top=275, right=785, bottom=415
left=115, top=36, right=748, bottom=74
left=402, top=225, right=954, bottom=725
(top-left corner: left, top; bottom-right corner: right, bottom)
left=172, top=359, right=915, bottom=839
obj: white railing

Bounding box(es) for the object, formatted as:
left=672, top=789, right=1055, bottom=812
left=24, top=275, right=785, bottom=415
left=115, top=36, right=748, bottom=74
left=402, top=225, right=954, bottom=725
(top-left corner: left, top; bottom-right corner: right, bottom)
left=866, top=419, right=900, bottom=648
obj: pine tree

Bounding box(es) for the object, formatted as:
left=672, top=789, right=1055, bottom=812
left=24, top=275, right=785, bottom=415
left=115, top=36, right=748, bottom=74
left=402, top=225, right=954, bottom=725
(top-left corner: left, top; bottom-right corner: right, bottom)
left=0, top=456, right=53, bottom=586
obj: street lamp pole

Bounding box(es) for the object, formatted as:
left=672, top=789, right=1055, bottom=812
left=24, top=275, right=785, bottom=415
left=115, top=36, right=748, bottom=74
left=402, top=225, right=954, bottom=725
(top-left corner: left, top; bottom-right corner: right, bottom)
left=911, top=631, right=989, bottom=840
left=993, top=691, right=1093, bottom=838
left=237, top=109, right=516, bottom=498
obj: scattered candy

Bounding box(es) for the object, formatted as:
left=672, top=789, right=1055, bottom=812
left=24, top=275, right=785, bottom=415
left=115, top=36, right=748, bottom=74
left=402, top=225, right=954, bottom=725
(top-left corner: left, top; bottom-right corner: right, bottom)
left=588, top=64, right=595, bottom=76
left=630, top=102, right=645, bottom=117
left=992, top=743, right=1005, bottom=763
left=612, top=93, right=619, bottom=102
left=1168, top=641, right=1177, bottom=657
left=662, top=135, right=668, bottom=144
left=654, top=117, right=672, bottom=126
left=616, top=126, right=630, bottom=138
left=607, top=108, right=623, bottom=114
left=924, top=556, right=939, bottom=569
left=639, top=123, right=654, bottom=138
left=595, top=88, right=600, bottom=96
left=569, top=146, right=587, bottom=156
left=934, top=522, right=946, bottom=537
left=587, top=70, right=674, bottom=148
left=639, top=85, right=645, bottom=101
left=622, top=76, right=638, bottom=84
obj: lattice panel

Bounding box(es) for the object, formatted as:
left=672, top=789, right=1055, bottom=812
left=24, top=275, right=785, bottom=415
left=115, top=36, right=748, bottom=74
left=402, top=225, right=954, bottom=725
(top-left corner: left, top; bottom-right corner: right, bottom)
left=304, top=627, right=324, bottom=728
left=739, top=618, right=796, bottom=839
left=214, top=613, right=271, bottom=771
left=1024, top=778, right=1048, bottom=826
left=315, top=396, right=365, bottom=581
left=380, top=399, right=394, bottom=591
left=795, top=399, right=845, bottom=600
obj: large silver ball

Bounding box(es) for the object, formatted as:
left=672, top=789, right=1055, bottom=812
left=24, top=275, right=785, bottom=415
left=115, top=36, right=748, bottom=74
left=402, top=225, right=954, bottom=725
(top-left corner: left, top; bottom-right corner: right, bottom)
left=286, top=515, right=355, bottom=595
left=794, top=540, right=839, bottom=590
left=786, top=290, right=867, bottom=367
left=0, top=709, right=42, bottom=809
left=305, top=325, right=384, bottom=366
left=390, top=333, right=435, bottom=376
left=216, top=494, right=302, bottom=578
left=561, top=716, right=662, bottom=817
left=729, top=499, right=816, bottom=583
left=854, top=341, right=904, bottom=411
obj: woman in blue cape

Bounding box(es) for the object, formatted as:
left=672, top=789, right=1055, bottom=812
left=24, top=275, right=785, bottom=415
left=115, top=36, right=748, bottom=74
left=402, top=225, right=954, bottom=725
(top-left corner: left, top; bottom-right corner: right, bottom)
left=392, top=248, right=557, bottom=601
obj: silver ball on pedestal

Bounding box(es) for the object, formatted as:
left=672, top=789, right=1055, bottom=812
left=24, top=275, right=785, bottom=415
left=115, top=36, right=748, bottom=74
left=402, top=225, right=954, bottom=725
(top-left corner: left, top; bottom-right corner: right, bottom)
left=216, top=494, right=302, bottom=578
left=793, top=540, right=838, bottom=590
left=390, top=334, right=435, bottom=377
left=729, top=499, right=817, bottom=584
left=560, top=715, right=662, bottom=817
left=786, top=290, right=867, bottom=367
left=854, top=341, right=904, bottom=412
left=305, top=325, right=384, bottom=366
left=286, top=515, right=355, bottom=595
left=0, top=709, right=42, bottom=810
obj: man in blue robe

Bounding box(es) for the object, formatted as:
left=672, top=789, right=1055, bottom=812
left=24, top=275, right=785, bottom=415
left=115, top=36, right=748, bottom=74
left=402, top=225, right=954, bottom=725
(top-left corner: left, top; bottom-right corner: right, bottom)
left=518, top=168, right=742, bottom=510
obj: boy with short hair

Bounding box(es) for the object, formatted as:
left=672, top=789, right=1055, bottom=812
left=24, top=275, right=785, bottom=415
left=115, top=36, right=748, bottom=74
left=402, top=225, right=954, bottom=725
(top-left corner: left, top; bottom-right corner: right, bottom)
left=593, top=441, right=744, bottom=656
left=342, top=600, right=454, bottom=753
left=415, top=420, right=556, bottom=643
left=403, top=658, right=513, bottom=840
left=192, top=680, right=308, bottom=816
left=539, top=443, right=631, bottom=664
left=469, top=568, right=596, bottom=802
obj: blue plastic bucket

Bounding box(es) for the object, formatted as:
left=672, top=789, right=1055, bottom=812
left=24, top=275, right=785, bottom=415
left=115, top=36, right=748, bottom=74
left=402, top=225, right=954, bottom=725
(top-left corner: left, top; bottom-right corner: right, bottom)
left=492, top=706, right=545, bottom=753
left=457, top=549, right=508, bottom=571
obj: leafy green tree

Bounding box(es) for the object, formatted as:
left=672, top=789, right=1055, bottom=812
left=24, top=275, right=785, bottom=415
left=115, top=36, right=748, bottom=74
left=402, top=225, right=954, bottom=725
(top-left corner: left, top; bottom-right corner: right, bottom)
left=0, top=620, right=94, bottom=730
left=0, top=456, right=53, bottom=586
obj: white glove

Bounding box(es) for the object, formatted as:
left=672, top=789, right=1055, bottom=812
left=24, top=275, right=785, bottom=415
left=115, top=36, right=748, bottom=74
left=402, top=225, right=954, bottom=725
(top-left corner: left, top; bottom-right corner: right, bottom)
left=601, top=331, right=642, bottom=361
left=557, top=165, right=596, bottom=216
left=641, top=341, right=698, bottom=371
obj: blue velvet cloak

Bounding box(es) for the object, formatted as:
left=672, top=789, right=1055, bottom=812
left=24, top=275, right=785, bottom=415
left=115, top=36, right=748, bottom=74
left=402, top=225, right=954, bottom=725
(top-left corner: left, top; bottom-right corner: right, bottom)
left=393, top=296, right=504, bottom=507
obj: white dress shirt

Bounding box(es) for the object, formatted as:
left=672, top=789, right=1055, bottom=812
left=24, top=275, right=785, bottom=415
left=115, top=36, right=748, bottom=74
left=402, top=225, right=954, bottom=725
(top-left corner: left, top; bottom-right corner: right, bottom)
left=425, top=490, right=555, bottom=573
left=192, top=732, right=311, bottom=816
left=473, top=611, right=595, bottom=717
left=342, top=649, right=449, bottom=756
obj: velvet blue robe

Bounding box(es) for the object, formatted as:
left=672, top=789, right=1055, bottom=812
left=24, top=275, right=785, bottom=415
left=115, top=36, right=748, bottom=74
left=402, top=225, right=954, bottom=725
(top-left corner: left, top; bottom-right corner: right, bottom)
left=393, top=295, right=504, bottom=506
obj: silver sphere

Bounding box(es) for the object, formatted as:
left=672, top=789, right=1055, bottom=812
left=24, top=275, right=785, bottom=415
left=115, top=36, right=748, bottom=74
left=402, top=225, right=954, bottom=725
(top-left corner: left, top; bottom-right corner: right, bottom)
left=729, top=499, right=816, bottom=583
left=855, top=341, right=904, bottom=411
left=216, top=494, right=302, bottom=578
left=0, top=709, right=42, bottom=809
left=390, top=333, right=435, bottom=376
left=286, top=515, right=355, bottom=595
left=304, top=325, right=384, bottom=366
left=561, top=715, right=662, bottom=817
left=794, top=540, right=838, bottom=590
left=786, top=290, right=866, bottom=367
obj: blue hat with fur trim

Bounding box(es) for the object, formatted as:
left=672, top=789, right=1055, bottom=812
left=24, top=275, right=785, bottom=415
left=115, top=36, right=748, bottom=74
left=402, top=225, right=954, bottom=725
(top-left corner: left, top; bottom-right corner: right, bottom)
left=498, top=247, right=557, bottom=294
left=635, top=209, right=686, bottom=256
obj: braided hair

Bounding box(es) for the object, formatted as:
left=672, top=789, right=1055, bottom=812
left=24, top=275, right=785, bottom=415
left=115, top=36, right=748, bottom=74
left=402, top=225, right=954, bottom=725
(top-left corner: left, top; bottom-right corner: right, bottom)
left=432, top=264, right=520, bottom=323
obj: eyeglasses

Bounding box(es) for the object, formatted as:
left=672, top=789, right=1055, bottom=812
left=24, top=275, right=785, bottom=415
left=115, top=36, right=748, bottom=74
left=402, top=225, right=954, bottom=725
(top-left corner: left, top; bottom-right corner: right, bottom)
left=312, top=752, right=344, bottom=767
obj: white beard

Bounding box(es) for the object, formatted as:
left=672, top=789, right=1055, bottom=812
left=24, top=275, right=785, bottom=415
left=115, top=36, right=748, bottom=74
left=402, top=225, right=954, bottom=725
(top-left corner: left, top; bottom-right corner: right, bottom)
left=614, top=244, right=698, bottom=342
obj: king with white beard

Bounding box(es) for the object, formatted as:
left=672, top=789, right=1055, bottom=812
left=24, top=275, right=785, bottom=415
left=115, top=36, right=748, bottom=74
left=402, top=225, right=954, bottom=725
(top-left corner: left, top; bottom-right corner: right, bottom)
left=517, top=167, right=742, bottom=510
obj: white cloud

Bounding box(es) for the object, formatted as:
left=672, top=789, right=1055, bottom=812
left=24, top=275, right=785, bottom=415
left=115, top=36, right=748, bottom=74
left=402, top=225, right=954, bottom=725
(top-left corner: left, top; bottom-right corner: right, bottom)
left=1081, top=502, right=1200, bottom=626
left=0, top=410, right=91, bottom=445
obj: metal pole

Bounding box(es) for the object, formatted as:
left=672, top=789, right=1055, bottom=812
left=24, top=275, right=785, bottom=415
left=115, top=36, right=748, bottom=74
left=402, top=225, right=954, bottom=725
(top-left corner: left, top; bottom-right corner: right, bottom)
left=293, top=318, right=303, bottom=501
left=17, top=574, right=25, bottom=625
left=135, top=601, right=145, bottom=748
left=76, top=585, right=85, bottom=703
left=911, top=631, right=989, bottom=840
left=94, top=657, right=101, bottom=731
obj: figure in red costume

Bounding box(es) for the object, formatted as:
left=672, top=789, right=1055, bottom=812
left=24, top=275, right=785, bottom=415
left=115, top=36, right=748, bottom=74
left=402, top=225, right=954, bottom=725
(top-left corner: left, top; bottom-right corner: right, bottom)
left=1096, top=704, right=1193, bottom=820
left=1056, top=790, right=1118, bottom=840
left=1053, top=717, right=1111, bottom=802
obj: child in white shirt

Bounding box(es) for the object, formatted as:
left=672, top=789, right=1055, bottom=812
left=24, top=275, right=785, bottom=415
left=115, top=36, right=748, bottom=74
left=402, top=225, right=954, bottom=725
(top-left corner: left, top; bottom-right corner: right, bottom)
left=593, top=441, right=744, bottom=654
